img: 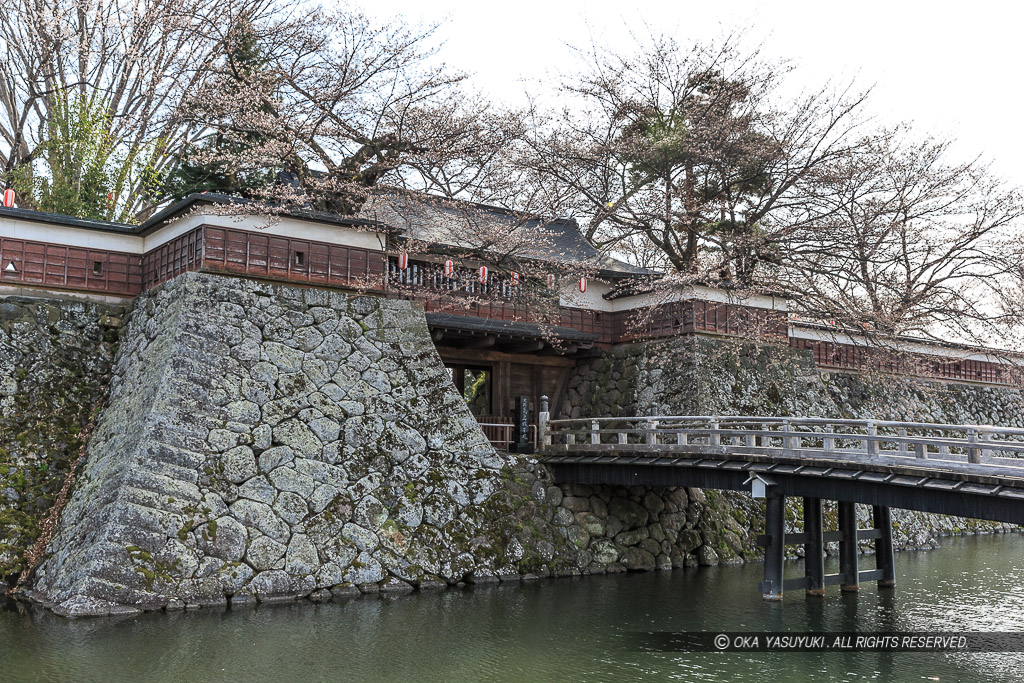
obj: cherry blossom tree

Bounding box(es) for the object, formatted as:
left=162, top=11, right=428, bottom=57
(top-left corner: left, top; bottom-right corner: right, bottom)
left=0, top=0, right=284, bottom=219
left=784, top=129, right=1024, bottom=348
left=171, top=5, right=525, bottom=216
left=0, top=0, right=523, bottom=223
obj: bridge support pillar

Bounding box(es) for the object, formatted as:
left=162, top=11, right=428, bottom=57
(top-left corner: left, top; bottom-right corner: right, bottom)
left=873, top=505, right=896, bottom=588
left=838, top=501, right=860, bottom=592
left=760, top=493, right=786, bottom=601
left=803, top=497, right=825, bottom=596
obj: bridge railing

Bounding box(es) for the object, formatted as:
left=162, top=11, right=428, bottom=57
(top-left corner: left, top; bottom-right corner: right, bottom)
left=538, top=414, right=1024, bottom=474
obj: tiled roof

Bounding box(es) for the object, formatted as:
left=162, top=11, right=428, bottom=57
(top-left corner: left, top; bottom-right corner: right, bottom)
left=0, top=192, right=381, bottom=236
left=358, top=191, right=655, bottom=280
left=0, top=205, right=138, bottom=234
left=141, top=193, right=384, bottom=235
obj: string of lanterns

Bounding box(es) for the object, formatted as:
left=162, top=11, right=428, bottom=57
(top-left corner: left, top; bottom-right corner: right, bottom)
left=395, top=253, right=588, bottom=292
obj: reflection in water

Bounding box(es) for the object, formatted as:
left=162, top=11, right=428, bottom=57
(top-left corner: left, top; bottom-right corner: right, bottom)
left=1, top=534, right=1023, bottom=682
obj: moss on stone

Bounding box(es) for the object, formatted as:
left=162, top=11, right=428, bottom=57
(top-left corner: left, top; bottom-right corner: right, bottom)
left=0, top=297, right=123, bottom=584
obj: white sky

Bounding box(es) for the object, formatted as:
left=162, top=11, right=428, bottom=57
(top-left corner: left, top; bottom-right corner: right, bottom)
left=367, top=0, right=1024, bottom=185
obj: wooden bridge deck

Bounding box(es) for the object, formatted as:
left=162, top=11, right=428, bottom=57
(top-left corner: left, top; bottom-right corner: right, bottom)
left=537, top=414, right=1024, bottom=525
left=541, top=415, right=1024, bottom=473
left=536, top=412, right=1024, bottom=599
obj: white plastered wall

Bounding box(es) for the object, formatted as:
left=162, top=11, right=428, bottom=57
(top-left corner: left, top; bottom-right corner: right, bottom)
left=0, top=211, right=388, bottom=255
left=559, top=278, right=789, bottom=313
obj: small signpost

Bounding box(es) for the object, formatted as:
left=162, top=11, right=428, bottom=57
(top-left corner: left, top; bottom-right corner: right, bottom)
left=510, top=396, right=534, bottom=454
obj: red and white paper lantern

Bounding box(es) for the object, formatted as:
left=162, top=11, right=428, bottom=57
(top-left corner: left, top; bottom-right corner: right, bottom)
left=444, top=259, right=455, bottom=278
left=479, top=265, right=488, bottom=284
left=578, top=277, right=588, bottom=293
left=511, top=271, right=519, bottom=286
left=397, top=253, right=409, bottom=270
left=547, top=274, right=556, bottom=289
left=2, top=189, right=14, bottom=208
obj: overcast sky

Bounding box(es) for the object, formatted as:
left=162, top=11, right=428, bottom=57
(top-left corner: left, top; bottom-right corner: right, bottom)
left=367, top=0, right=1024, bottom=185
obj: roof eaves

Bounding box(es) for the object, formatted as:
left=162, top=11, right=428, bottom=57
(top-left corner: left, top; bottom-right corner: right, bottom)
left=425, top=312, right=599, bottom=342
left=0, top=206, right=139, bottom=235
left=139, top=192, right=393, bottom=235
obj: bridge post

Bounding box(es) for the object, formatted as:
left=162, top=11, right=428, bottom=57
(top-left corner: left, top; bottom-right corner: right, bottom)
left=873, top=506, right=896, bottom=588
left=538, top=395, right=550, bottom=447
left=866, top=421, right=877, bottom=456
left=782, top=419, right=794, bottom=453
left=803, top=497, right=825, bottom=596
left=968, top=428, right=981, bottom=464
left=761, top=492, right=786, bottom=601
left=838, top=501, right=860, bottom=592
left=646, top=420, right=658, bottom=446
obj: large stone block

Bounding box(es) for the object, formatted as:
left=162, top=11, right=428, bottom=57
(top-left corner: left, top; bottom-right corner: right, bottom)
left=29, top=272, right=523, bottom=613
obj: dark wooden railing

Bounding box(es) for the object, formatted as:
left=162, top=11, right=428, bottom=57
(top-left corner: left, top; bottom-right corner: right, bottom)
left=475, top=417, right=537, bottom=451
left=0, top=236, right=142, bottom=295
left=387, top=256, right=522, bottom=298
left=203, top=227, right=386, bottom=290
left=142, top=229, right=204, bottom=290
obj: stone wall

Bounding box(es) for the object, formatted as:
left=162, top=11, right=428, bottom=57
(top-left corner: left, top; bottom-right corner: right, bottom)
left=0, top=294, right=124, bottom=585
left=503, top=463, right=761, bottom=576
left=567, top=335, right=1024, bottom=426
left=29, top=273, right=498, bottom=614
left=27, top=273, right=753, bottom=616
left=17, top=276, right=1018, bottom=616
left=562, top=335, right=1022, bottom=555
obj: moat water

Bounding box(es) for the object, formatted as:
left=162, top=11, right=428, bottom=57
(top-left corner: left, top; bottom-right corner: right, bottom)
left=2, top=533, right=1023, bottom=682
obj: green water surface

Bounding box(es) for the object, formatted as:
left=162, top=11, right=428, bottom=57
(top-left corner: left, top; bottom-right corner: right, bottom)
left=2, top=533, right=1023, bottom=682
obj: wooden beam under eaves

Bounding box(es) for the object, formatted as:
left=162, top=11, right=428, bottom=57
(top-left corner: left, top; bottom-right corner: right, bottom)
left=540, top=344, right=578, bottom=356
left=435, top=346, right=577, bottom=367
left=504, top=340, right=546, bottom=354
left=461, top=335, right=497, bottom=349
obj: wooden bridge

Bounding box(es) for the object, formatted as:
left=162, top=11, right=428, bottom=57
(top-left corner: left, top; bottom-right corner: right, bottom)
left=535, top=402, right=1024, bottom=600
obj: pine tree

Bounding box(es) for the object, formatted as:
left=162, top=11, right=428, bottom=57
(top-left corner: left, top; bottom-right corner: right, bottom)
left=163, top=18, right=281, bottom=200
